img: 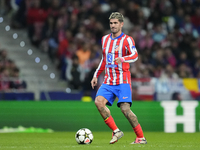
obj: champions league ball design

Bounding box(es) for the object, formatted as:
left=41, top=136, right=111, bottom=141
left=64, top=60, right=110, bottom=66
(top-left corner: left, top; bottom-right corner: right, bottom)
left=75, top=128, right=93, bottom=144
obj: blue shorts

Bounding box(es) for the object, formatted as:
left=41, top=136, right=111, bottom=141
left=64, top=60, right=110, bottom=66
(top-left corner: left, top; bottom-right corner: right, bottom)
left=96, top=83, right=132, bottom=107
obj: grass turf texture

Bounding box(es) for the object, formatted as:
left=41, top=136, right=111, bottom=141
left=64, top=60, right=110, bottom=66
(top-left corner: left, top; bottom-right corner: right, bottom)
left=0, top=132, right=199, bottom=150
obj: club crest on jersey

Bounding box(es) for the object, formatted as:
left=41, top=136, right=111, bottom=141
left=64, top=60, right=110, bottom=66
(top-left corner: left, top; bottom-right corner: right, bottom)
left=107, top=53, right=113, bottom=63
left=115, top=45, right=120, bottom=51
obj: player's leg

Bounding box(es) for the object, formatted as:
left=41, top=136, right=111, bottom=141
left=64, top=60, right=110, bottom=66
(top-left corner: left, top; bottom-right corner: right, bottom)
left=117, top=84, right=147, bottom=144
left=95, top=84, right=124, bottom=144
left=95, top=85, right=118, bottom=130
left=120, top=102, right=139, bottom=127
left=95, top=96, right=124, bottom=144
left=95, top=96, right=117, bottom=130
left=95, top=96, right=110, bottom=119
left=120, top=102, right=147, bottom=144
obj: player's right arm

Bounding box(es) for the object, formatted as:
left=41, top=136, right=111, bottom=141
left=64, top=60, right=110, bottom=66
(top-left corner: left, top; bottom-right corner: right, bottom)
left=91, top=77, right=98, bottom=89
left=91, top=55, right=106, bottom=89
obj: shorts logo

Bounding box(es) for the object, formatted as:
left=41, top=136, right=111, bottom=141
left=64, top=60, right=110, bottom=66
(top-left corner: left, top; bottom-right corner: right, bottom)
left=123, top=97, right=128, bottom=99
left=107, top=53, right=113, bottom=63
left=131, top=46, right=135, bottom=50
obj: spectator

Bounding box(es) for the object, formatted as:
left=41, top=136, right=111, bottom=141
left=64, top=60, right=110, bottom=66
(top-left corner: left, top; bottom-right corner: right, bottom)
left=125, top=1, right=140, bottom=24
left=177, top=51, right=191, bottom=67
left=160, top=64, right=179, bottom=80
left=138, top=31, right=154, bottom=50
left=191, top=7, right=200, bottom=33
left=11, top=0, right=27, bottom=29
left=47, top=16, right=66, bottom=63
left=0, top=67, right=10, bottom=91
left=152, top=24, right=166, bottom=43
left=66, top=54, right=85, bottom=90
left=150, top=48, right=166, bottom=67
left=173, top=8, right=185, bottom=28
left=164, top=47, right=177, bottom=68
left=171, top=92, right=182, bottom=101
left=57, top=30, right=73, bottom=62
left=148, top=10, right=162, bottom=26
left=0, top=47, right=26, bottom=91
left=27, top=0, right=49, bottom=47
left=180, top=14, right=199, bottom=38
left=40, top=14, right=57, bottom=52
left=76, top=43, right=91, bottom=69
left=177, top=63, right=193, bottom=78
left=9, top=67, right=27, bottom=90
left=0, top=49, right=9, bottom=65
left=193, top=58, right=200, bottom=77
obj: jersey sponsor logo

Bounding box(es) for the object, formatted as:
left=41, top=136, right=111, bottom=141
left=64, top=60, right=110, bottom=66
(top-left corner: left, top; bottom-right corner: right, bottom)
left=107, top=53, right=113, bottom=63
left=106, top=64, right=118, bottom=68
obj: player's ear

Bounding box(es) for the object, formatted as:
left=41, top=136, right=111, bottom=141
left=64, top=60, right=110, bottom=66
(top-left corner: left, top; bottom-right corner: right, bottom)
left=121, top=22, right=124, bottom=28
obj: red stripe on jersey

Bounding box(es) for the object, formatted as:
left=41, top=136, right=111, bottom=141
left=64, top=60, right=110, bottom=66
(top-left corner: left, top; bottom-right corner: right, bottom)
left=107, top=39, right=114, bottom=85
left=114, top=35, right=124, bottom=85
left=127, top=72, right=131, bottom=85
left=121, top=39, right=128, bottom=84
left=102, top=34, right=110, bottom=83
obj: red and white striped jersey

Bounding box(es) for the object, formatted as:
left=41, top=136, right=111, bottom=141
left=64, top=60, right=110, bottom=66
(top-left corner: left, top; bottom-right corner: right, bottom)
left=93, top=32, right=138, bottom=85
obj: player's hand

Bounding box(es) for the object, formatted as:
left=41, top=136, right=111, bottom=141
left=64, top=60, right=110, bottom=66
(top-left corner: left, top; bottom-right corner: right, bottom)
left=114, top=57, right=124, bottom=64
left=91, top=77, right=98, bottom=89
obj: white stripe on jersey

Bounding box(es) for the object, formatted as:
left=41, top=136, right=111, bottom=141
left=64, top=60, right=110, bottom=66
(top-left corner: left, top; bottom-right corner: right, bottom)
left=119, top=35, right=126, bottom=84
left=125, top=56, right=138, bottom=63
left=111, top=39, right=117, bottom=85
left=106, top=38, right=111, bottom=85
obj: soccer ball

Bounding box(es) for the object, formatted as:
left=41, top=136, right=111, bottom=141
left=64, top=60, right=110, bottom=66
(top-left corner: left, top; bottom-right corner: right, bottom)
left=75, top=128, right=93, bottom=144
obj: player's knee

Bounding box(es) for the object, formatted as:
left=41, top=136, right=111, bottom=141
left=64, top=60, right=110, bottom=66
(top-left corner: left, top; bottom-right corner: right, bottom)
left=121, top=107, right=130, bottom=115
left=94, top=96, right=103, bottom=107
left=120, top=103, right=131, bottom=115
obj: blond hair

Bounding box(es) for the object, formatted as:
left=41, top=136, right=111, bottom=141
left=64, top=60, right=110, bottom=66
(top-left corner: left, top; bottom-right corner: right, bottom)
left=109, top=12, right=124, bottom=22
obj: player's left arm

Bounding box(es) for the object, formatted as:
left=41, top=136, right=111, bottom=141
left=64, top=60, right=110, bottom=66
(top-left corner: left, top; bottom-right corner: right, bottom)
left=123, top=36, right=138, bottom=63
left=114, top=36, right=138, bottom=64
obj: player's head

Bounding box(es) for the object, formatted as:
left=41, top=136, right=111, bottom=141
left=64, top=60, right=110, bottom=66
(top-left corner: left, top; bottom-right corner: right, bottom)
left=109, top=12, right=124, bottom=34
left=109, top=12, right=124, bottom=22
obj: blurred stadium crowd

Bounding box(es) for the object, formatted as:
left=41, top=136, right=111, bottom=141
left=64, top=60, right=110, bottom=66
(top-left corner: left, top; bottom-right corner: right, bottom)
left=0, top=48, right=27, bottom=90
left=1, top=0, right=200, bottom=92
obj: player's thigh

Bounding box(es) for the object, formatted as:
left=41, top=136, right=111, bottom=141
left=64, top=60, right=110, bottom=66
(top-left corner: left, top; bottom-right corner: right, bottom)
left=95, top=96, right=108, bottom=106
left=117, top=84, right=132, bottom=107
left=96, top=84, right=116, bottom=106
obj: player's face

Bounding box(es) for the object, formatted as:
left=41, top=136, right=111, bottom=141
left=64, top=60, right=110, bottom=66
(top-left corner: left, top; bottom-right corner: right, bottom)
left=110, top=19, right=123, bottom=34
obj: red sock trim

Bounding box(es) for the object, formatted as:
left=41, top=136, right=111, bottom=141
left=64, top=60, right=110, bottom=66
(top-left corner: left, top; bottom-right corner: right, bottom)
left=104, top=116, right=118, bottom=131
left=133, top=124, right=144, bottom=138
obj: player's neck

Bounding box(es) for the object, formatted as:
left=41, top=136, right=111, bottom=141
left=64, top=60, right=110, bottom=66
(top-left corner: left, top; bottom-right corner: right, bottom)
left=112, top=31, right=122, bottom=39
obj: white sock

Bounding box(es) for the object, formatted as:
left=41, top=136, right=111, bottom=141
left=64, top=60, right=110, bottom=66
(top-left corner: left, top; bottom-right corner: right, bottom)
left=114, top=128, right=120, bottom=133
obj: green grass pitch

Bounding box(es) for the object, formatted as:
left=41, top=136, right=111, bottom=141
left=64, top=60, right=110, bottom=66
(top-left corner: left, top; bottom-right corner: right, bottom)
left=0, top=132, right=199, bottom=150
